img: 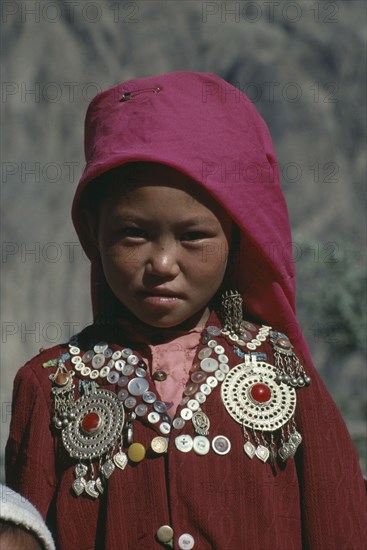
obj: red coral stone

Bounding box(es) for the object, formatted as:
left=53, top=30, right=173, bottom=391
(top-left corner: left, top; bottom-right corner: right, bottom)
left=55, top=373, right=68, bottom=386
left=80, top=412, right=101, bottom=434
left=250, top=383, right=271, bottom=403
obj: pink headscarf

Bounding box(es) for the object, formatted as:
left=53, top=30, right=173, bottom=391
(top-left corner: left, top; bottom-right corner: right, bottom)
left=72, top=71, right=310, bottom=361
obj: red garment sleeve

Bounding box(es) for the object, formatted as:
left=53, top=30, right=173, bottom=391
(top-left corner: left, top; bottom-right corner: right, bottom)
left=5, top=358, right=58, bottom=519
left=294, top=356, right=366, bottom=549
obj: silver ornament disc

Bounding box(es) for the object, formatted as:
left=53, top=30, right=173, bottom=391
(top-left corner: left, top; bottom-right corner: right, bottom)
left=62, top=389, right=125, bottom=460
left=221, top=362, right=296, bottom=432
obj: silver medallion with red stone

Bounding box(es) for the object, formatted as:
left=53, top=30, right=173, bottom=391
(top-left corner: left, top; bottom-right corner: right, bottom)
left=221, top=361, right=296, bottom=432
left=62, top=389, right=125, bottom=460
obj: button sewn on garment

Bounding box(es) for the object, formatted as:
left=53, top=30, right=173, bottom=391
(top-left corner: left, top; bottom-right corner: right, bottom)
left=178, top=533, right=195, bottom=549
left=153, top=370, right=168, bottom=381
left=156, top=525, right=174, bottom=544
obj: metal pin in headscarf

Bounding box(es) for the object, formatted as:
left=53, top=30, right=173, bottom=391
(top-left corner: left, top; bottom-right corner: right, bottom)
left=120, top=86, right=161, bottom=102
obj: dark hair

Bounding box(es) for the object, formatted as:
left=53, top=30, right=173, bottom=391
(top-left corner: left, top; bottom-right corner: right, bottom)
left=81, top=163, right=137, bottom=221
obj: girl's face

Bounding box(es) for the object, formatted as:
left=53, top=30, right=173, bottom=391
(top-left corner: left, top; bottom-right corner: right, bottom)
left=92, top=163, right=232, bottom=330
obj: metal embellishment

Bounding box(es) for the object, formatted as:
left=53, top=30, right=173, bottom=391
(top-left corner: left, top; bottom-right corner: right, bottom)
left=61, top=389, right=125, bottom=460
left=192, top=410, right=210, bottom=436
left=114, top=450, right=128, bottom=470
left=221, top=362, right=296, bottom=432
left=221, top=361, right=298, bottom=463
left=50, top=361, right=126, bottom=498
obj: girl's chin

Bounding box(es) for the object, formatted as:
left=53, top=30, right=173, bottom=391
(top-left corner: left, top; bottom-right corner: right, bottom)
left=134, top=306, right=209, bottom=331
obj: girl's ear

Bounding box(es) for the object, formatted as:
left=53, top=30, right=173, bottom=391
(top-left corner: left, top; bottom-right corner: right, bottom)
left=79, top=208, right=100, bottom=250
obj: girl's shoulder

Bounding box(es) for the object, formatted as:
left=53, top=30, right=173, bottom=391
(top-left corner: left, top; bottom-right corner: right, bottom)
left=14, top=325, right=99, bottom=388
left=13, top=343, right=71, bottom=394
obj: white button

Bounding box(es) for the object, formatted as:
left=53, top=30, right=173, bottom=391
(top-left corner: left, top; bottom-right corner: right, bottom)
left=175, top=435, right=193, bottom=453
left=218, top=354, right=228, bottom=363
left=117, top=389, right=128, bottom=401
left=124, top=396, right=137, bottom=409
left=112, top=350, right=122, bottom=360
left=92, top=353, right=105, bottom=369
left=159, top=422, right=171, bottom=435
left=121, top=348, right=133, bottom=358
left=90, top=370, right=99, bottom=379
left=252, top=339, right=261, bottom=345
left=122, top=364, right=134, bottom=376
left=198, top=347, right=212, bottom=359
left=81, top=366, right=91, bottom=376
left=193, top=435, right=210, bottom=456
left=71, top=355, right=82, bottom=364
left=99, top=366, right=110, bottom=378
left=135, top=404, right=148, bottom=416
left=215, top=370, right=225, bottom=381
left=219, top=363, right=229, bottom=373
left=128, top=378, right=149, bottom=396
left=180, top=408, right=193, bottom=420
left=114, top=359, right=126, bottom=372
left=117, top=376, right=129, bottom=387
left=135, top=367, right=147, bottom=378
left=148, top=412, right=160, bottom=424
left=173, top=417, right=185, bottom=429
left=214, top=345, right=225, bottom=354
left=187, top=399, right=200, bottom=411
left=154, top=401, right=167, bottom=413
left=74, top=361, right=84, bottom=371
left=258, top=335, right=266, bottom=341
left=195, top=392, right=206, bottom=404
left=200, top=383, right=211, bottom=395
left=107, top=371, right=119, bottom=384
left=143, top=391, right=157, bottom=403
left=127, top=354, right=139, bottom=365
left=247, top=343, right=256, bottom=350
left=212, top=435, right=231, bottom=455
left=94, top=341, right=108, bottom=353
left=206, top=376, right=218, bottom=388
left=207, top=339, right=217, bottom=348
left=82, top=350, right=94, bottom=363
left=178, top=533, right=195, bottom=549
left=69, top=346, right=80, bottom=355
left=200, top=358, right=218, bottom=373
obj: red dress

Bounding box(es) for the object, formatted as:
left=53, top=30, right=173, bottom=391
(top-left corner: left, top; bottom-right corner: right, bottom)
left=6, top=315, right=366, bottom=550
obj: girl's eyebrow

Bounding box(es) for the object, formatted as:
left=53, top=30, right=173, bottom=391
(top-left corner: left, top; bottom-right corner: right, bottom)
left=110, top=214, right=217, bottom=227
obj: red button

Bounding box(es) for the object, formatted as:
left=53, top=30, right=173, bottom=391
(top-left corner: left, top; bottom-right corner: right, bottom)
left=80, top=412, right=101, bottom=434
left=250, top=383, right=271, bottom=403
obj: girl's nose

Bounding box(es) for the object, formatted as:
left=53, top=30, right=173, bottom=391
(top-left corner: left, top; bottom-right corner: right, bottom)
left=145, top=245, right=180, bottom=278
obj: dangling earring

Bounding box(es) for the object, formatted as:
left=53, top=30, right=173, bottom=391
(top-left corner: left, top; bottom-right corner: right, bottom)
left=221, top=290, right=243, bottom=336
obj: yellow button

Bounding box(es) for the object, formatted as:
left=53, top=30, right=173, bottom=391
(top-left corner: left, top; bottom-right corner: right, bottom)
left=127, top=443, right=146, bottom=462
left=156, top=525, right=174, bottom=543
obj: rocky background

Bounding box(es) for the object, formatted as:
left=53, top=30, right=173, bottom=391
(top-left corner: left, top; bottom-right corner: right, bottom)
left=1, top=0, right=366, bottom=479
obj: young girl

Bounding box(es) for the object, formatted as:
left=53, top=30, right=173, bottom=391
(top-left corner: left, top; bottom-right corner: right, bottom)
left=6, top=71, right=365, bottom=549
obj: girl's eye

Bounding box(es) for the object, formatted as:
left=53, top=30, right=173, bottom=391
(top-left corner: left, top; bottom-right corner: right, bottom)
left=120, top=227, right=146, bottom=238
left=181, top=232, right=208, bottom=241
